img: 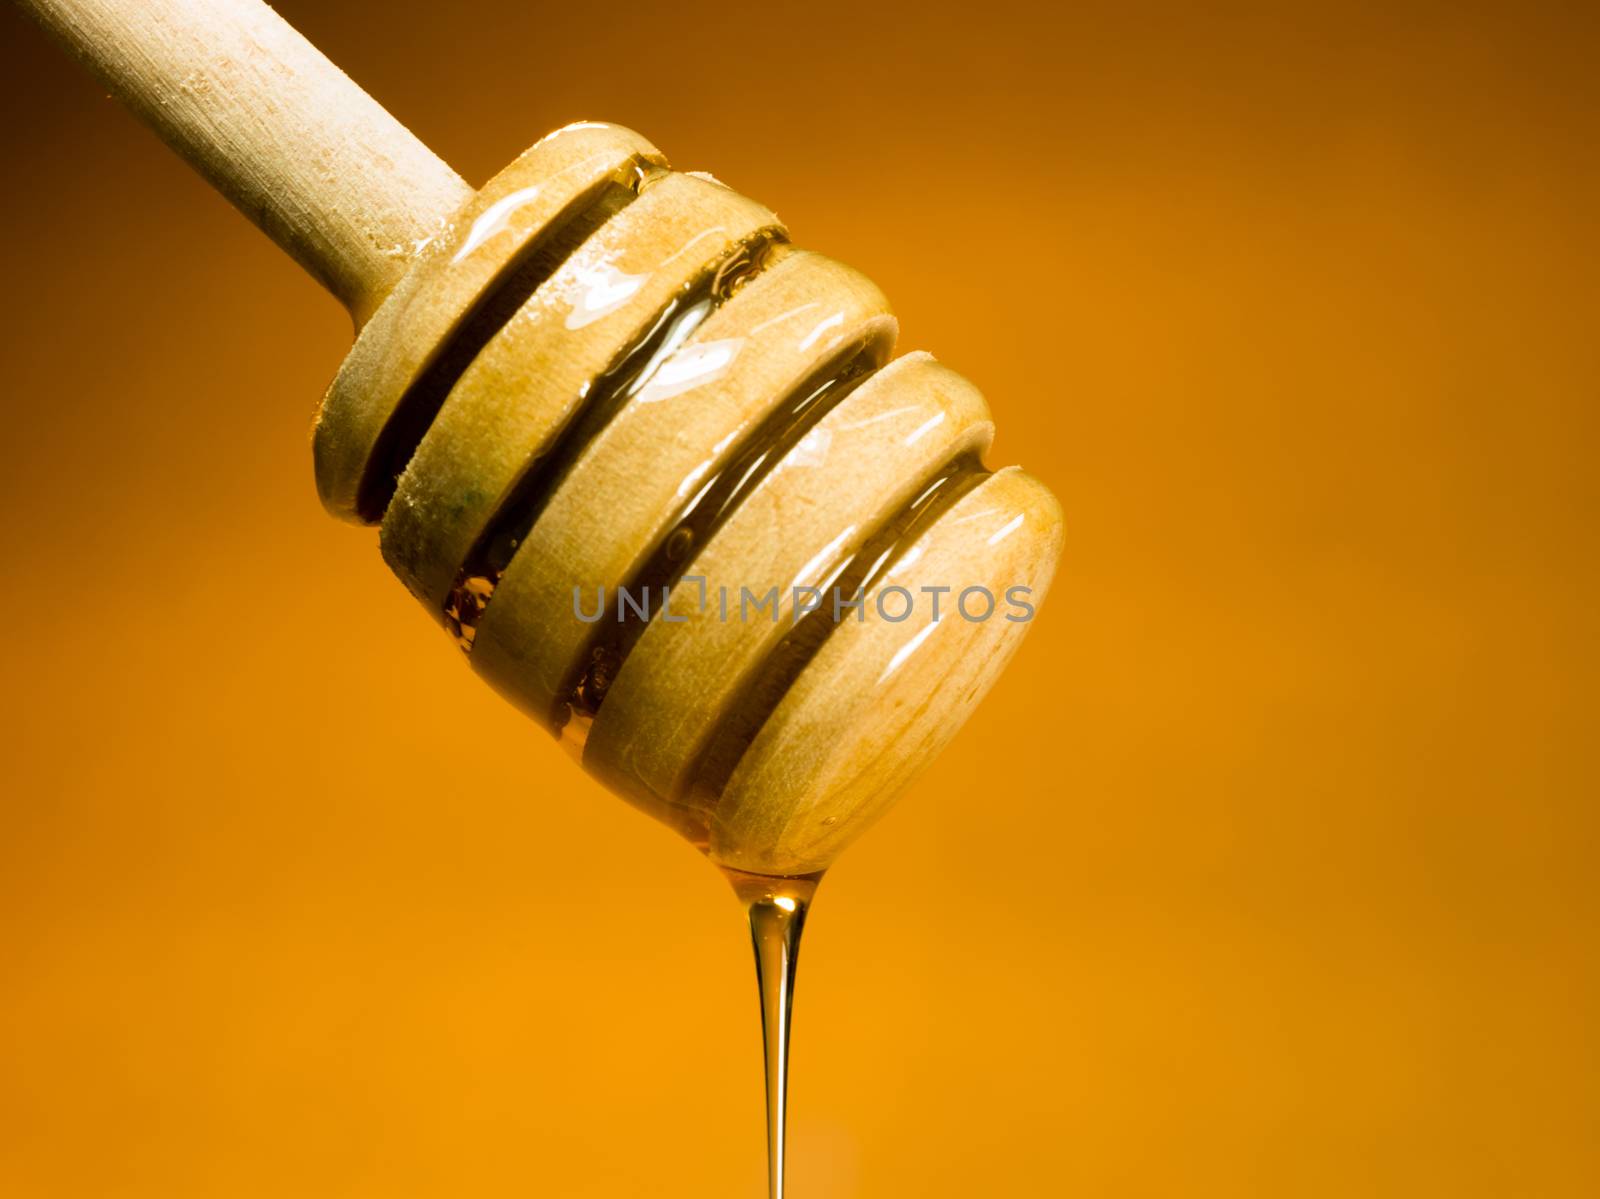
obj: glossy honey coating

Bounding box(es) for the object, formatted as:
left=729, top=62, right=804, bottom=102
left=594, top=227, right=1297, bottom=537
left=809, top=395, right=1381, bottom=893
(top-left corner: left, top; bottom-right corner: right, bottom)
left=586, top=353, right=996, bottom=815
left=469, top=248, right=899, bottom=731
left=381, top=171, right=784, bottom=612
left=315, top=123, right=665, bottom=522
left=314, top=121, right=1063, bottom=877
left=709, top=467, right=1063, bottom=875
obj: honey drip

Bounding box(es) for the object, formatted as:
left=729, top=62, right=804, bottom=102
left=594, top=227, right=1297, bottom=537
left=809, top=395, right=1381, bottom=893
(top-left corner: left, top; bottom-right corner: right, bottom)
left=724, top=868, right=822, bottom=1199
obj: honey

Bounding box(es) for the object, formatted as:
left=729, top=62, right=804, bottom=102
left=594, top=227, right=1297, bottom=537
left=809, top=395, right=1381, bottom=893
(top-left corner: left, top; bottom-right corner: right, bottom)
left=724, top=867, right=823, bottom=1199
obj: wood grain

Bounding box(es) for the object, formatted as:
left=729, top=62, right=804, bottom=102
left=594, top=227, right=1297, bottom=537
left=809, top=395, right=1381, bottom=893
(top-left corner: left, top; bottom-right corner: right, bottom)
left=18, top=0, right=469, bottom=323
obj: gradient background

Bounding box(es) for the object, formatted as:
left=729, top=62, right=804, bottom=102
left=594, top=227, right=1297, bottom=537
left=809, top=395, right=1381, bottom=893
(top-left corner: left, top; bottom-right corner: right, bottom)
left=1, top=1, right=1595, bottom=1195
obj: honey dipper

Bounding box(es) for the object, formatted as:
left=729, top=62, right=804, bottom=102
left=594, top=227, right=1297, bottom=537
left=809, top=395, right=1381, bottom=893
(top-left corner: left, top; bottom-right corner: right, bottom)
left=20, top=0, right=1063, bottom=879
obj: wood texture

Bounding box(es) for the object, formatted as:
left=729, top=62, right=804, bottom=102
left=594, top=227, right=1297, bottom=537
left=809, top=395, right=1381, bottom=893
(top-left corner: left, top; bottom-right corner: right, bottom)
left=18, top=0, right=471, bottom=323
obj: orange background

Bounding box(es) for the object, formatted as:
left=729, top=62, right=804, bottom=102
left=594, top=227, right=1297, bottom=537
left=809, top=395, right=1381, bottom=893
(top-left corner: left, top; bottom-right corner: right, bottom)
left=1, top=1, right=1595, bottom=1195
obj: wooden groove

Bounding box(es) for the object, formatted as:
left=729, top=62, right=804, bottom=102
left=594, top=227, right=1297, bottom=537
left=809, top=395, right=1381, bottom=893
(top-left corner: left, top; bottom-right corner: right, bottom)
left=686, top=452, right=990, bottom=808
left=582, top=352, right=997, bottom=811
left=380, top=172, right=782, bottom=613
left=557, top=338, right=892, bottom=735
left=709, top=466, right=1063, bottom=875
left=314, top=123, right=666, bottom=523
left=356, top=175, right=649, bottom=521
left=443, top=229, right=789, bottom=652
left=465, top=248, right=897, bottom=736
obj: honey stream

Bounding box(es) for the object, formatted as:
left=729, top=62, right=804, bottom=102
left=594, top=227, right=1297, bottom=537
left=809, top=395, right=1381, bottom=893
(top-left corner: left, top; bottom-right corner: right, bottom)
left=724, top=868, right=823, bottom=1199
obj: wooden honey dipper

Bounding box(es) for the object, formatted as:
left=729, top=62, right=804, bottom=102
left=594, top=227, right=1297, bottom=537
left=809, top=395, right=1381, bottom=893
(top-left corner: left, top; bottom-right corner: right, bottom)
left=21, top=0, right=1063, bottom=880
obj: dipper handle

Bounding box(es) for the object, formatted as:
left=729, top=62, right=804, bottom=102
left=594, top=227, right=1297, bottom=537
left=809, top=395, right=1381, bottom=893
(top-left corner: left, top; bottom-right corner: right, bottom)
left=16, top=0, right=471, bottom=324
